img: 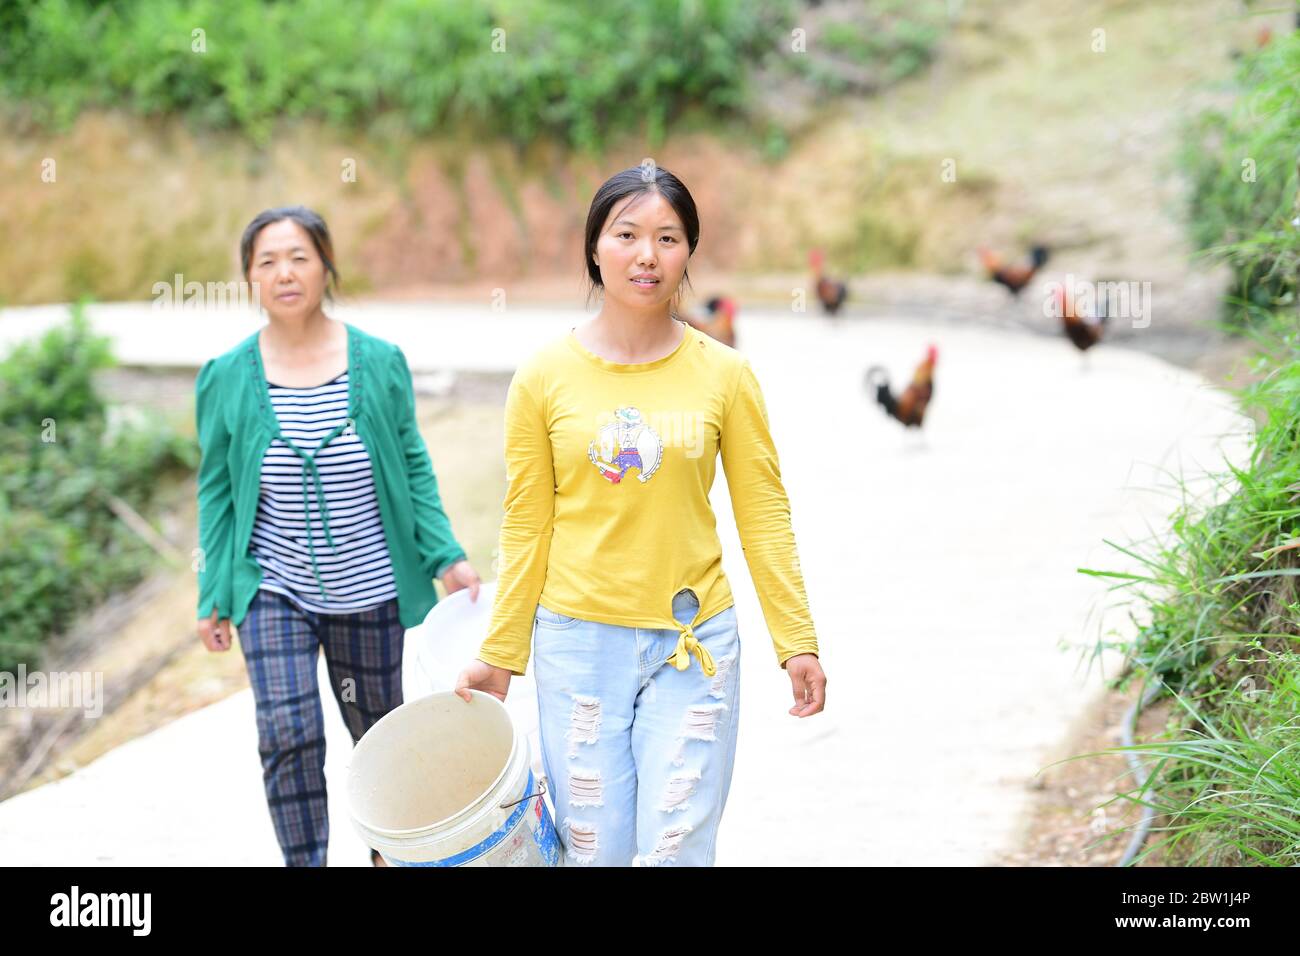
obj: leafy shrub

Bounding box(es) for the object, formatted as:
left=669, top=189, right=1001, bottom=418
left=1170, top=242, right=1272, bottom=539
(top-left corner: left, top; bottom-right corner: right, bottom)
left=0, top=303, right=194, bottom=671
left=1178, top=30, right=1300, bottom=328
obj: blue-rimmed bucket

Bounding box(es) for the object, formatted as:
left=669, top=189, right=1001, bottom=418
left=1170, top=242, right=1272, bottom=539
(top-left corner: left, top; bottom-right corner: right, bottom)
left=347, top=690, right=562, bottom=867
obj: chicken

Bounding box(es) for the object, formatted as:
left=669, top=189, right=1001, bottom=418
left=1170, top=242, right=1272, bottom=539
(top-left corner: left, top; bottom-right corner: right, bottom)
left=810, top=248, right=848, bottom=316
left=978, top=244, right=1050, bottom=296
left=865, top=345, right=937, bottom=428
left=1055, top=286, right=1107, bottom=355
left=683, top=296, right=737, bottom=347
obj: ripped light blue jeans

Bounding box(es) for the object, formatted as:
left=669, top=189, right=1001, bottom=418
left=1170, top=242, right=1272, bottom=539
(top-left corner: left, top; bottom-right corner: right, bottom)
left=532, top=588, right=741, bottom=866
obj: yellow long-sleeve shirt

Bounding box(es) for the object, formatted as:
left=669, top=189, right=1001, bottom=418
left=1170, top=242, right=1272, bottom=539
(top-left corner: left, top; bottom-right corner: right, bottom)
left=476, top=320, right=818, bottom=677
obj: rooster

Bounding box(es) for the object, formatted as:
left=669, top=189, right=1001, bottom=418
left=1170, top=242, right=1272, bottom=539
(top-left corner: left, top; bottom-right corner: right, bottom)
left=684, top=296, right=737, bottom=347
left=810, top=248, right=848, bottom=316
left=978, top=244, right=1050, bottom=296
left=865, top=345, right=937, bottom=428
left=1054, top=286, right=1107, bottom=356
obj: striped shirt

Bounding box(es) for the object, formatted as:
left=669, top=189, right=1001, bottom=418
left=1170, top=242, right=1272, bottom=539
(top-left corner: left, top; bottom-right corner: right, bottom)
left=248, top=371, right=399, bottom=614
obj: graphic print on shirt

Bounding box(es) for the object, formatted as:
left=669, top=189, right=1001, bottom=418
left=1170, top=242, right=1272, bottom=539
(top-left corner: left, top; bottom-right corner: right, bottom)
left=588, top=406, right=663, bottom=484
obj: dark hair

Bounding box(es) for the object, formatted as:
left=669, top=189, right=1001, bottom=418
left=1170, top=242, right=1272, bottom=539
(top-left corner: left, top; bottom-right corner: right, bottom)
left=239, top=205, right=341, bottom=302
left=583, top=164, right=700, bottom=308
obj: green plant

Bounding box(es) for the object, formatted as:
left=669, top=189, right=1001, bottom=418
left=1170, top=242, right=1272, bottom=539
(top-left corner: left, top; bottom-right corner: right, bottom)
left=816, top=0, right=946, bottom=87
left=1, top=0, right=799, bottom=150
left=0, top=303, right=193, bottom=671
left=1077, top=316, right=1300, bottom=865
left=1178, top=28, right=1300, bottom=329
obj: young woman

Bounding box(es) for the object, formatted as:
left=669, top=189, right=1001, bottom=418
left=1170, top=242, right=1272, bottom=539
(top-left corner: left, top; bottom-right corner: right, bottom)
left=195, top=205, right=481, bottom=867
left=455, top=166, right=826, bottom=866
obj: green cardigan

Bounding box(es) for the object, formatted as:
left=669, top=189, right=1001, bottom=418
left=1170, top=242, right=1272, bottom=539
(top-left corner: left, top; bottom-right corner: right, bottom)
left=195, top=321, right=466, bottom=629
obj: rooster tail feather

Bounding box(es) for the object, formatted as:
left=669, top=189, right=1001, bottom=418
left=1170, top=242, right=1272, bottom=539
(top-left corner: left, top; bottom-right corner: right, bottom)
left=865, top=366, right=896, bottom=416
left=876, top=384, right=898, bottom=418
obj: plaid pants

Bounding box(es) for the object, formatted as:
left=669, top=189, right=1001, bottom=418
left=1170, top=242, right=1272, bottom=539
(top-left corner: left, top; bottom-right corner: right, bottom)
left=237, top=586, right=405, bottom=866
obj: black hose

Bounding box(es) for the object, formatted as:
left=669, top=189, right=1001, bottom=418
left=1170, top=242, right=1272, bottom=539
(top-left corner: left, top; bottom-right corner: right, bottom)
left=1116, top=677, right=1168, bottom=866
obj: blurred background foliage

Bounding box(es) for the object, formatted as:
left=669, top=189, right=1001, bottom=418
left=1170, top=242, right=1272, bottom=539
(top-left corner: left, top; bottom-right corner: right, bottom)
left=0, top=304, right=195, bottom=671
left=0, top=0, right=948, bottom=150
left=1098, top=17, right=1300, bottom=866
left=1178, top=27, right=1300, bottom=328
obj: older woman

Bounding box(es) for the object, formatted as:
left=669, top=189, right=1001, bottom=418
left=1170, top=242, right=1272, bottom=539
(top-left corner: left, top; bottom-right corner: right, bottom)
left=195, top=205, right=480, bottom=866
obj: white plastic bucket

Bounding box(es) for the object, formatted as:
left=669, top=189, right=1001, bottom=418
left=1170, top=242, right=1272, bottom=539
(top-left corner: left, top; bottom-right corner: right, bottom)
left=400, top=581, right=544, bottom=789
left=347, top=690, right=563, bottom=867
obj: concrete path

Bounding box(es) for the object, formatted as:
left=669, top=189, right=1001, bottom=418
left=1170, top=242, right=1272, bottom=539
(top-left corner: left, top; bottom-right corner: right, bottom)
left=0, top=303, right=1250, bottom=864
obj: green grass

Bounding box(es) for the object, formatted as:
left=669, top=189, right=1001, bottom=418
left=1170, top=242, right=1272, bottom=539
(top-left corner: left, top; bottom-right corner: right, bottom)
left=1178, top=25, right=1300, bottom=328
left=1077, top=316, right=1300, bottom=865
left=1072, top=21, right=1300, bottom=864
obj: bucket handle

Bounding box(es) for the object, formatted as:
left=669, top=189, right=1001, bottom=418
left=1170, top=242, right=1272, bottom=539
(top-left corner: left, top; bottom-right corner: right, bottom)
left=499, top=774, right=547, bottom=810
